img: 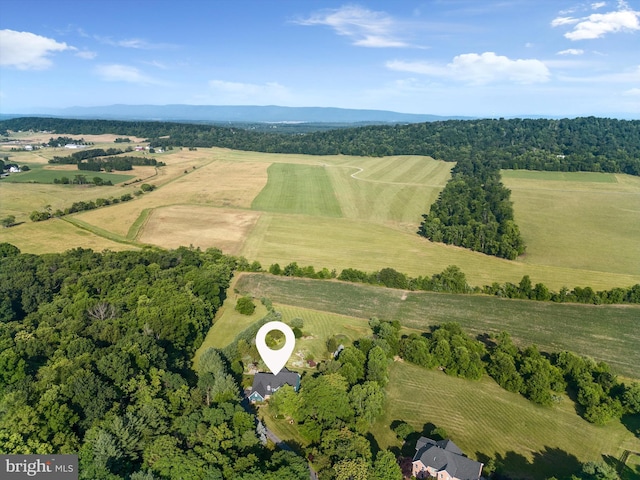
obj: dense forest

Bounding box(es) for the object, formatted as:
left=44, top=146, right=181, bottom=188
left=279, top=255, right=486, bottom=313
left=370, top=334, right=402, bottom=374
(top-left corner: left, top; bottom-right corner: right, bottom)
left=0, top=245, right=308, bottom=479
left=2, top=116, right=640, bottom=175
left=418, top=156, right=526, bottom=259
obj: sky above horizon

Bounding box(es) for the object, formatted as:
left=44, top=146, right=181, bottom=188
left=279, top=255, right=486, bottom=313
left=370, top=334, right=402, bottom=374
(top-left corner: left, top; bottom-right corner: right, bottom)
left=1, top=0, right=639, bottom=118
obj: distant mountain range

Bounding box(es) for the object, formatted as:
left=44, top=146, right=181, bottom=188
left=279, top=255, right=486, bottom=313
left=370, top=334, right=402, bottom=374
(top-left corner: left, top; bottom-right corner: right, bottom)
left=4, top=105, right=473, bottom=124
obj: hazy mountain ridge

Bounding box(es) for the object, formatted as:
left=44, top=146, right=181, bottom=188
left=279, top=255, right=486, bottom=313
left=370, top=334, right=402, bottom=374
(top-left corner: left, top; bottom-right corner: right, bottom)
left=9, top=104, right=473, bottom=124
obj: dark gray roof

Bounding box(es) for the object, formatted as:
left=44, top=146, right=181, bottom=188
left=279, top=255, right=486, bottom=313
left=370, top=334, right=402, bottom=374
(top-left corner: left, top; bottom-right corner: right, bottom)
left=251, top=369, right=300, bottom=398
left=413, top=437, right=482, bottom=480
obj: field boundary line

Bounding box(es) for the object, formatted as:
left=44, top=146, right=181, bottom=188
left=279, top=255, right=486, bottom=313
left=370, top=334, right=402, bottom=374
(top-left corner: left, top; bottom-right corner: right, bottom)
left=127, top=207, right=153, bottom=240
left=62, top=216, right=142, bottom=247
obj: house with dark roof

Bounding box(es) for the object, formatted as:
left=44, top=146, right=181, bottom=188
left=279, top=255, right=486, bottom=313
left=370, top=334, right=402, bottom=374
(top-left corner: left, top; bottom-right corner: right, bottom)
left=412, top=437, right=483, bottom=480
left=248, top=368, right=300, bottom=403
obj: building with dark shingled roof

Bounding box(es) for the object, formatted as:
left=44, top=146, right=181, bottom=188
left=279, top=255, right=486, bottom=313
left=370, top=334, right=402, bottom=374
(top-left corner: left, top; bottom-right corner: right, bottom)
left=248, top=368, right=300, bottom=403
left=412, top=437, right=483, bottom=480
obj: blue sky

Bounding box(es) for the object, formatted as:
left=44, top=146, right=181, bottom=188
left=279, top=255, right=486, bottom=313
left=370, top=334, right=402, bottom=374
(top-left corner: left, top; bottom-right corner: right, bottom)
left=1, top=0, right=639, bottom=117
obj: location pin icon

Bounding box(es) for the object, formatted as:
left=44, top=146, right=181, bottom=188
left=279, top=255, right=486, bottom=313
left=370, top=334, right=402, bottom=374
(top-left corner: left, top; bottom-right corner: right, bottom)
left=255, top=321, right=296, bottom=375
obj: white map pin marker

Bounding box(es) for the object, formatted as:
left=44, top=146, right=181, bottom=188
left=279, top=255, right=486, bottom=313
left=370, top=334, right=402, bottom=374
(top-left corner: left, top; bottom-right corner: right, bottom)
left=256, top=321, right=295, bottom=375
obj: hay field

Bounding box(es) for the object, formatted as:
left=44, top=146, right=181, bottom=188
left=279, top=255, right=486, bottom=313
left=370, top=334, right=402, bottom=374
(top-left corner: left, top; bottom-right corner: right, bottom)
left=503, top=170, right=640, bottom=277
left=239, top=212, right=639, bottom=291
left=137, top=205, right=260, bottom=253
left=73, top=154, right=269, bottom=238
left=0, top=217, right=133, bottom=253
left=4, top=141, right=639, bottom=290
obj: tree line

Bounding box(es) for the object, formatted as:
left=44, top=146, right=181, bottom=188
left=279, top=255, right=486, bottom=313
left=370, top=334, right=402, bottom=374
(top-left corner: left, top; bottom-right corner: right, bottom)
left=2, top=116, right=640, bottom=175
left=265, top=261, right=640, bottom=305
left=396, top=323, right=640, bottom=425
left=418, top=156, right=526, bottom=259
left=49, top=148, right=164, bottom=172
left=28, top=184, right=156, bottom=221
left=0, top=246, right=309, bottom=479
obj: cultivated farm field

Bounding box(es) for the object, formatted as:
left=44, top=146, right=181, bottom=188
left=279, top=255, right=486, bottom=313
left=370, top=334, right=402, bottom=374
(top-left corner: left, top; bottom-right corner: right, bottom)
left=2, top=134, right=640, bottom=292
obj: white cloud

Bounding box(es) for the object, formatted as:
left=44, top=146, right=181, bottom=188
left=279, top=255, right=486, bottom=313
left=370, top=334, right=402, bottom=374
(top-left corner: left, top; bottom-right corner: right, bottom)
left=551, top=16, right=580, bottom=27
left=624, top=87, right=640, bottom=95
left=295, top=5, right=408, bottom=47
left=94, top=64, right=157, bottom=84
left=387, top=52, right=550, bottom=85
left=557, top=48, right=585, bottom=55
left=552, top=2, right=640, bottom=40
left=95, top=36, right=177, bottom=50
left=0, top=29, right=71, bottom=69
left=75, top=50, right=97, bottom=60
left=592, top=2, right=607, bottom=9
left=208, top=80, right=291, bottom=103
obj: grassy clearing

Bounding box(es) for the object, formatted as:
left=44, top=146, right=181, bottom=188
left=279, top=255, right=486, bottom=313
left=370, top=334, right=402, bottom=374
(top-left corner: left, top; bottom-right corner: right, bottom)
left=235, top=273, right=640, bottom=378
left=503, top=171, right=640, bottom=277
left=251, top=163, right=342, bottom=217
left=2, top=167, right=133, bottom=184
left=193, top=293, right=269, bottom=368
left=374, top=362, right=640, bottom=480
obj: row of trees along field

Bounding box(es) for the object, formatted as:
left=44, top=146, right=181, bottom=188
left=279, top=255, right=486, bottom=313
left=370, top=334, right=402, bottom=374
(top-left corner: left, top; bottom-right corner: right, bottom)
left=2, top=116, right=640, bottom=174
left=268, top=261, right=640, bottom=305
left=0, top=245, right=308, bottom=479
left=418, top=156, right=526, bottom=259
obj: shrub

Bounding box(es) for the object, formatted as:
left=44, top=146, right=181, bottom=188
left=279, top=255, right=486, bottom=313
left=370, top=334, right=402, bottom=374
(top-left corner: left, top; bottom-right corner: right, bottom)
left=235, top=296, right=255, bottom=315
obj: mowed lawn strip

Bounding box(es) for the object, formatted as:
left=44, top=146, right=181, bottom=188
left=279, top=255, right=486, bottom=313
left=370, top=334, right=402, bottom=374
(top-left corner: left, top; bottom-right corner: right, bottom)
left=251, top=163, right=343, bottom=217
left=374, top=362, right=640, bottom=480
left=235, top=273, right=640, bottom=378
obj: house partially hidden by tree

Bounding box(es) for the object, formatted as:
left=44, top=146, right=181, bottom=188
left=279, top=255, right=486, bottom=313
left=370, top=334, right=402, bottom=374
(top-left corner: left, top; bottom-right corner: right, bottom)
left=248, top=369, right=300, bottom=403
left=412, top=437, right=483, bottom=480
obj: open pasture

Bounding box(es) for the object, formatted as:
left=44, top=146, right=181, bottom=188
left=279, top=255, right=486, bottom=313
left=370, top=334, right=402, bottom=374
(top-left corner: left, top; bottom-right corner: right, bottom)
left=503, top=171, right=640, bottom=277
left=374, top=362, right=640, bottom=480
left=235, top=273, right=640, bottom=378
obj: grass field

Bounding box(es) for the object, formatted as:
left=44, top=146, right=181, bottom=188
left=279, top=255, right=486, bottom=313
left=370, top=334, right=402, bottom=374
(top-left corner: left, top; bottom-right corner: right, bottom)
left=503, top=170, right=640, bottom=277
left=252, top=164, right=343, bottom=217
left=2, top=167, right=134, bottom=185
left=374, top=362, right=640, bottom=480
left=235, top=273, right=640, bottom=378
left=3, top=138, right=639, bottom=291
